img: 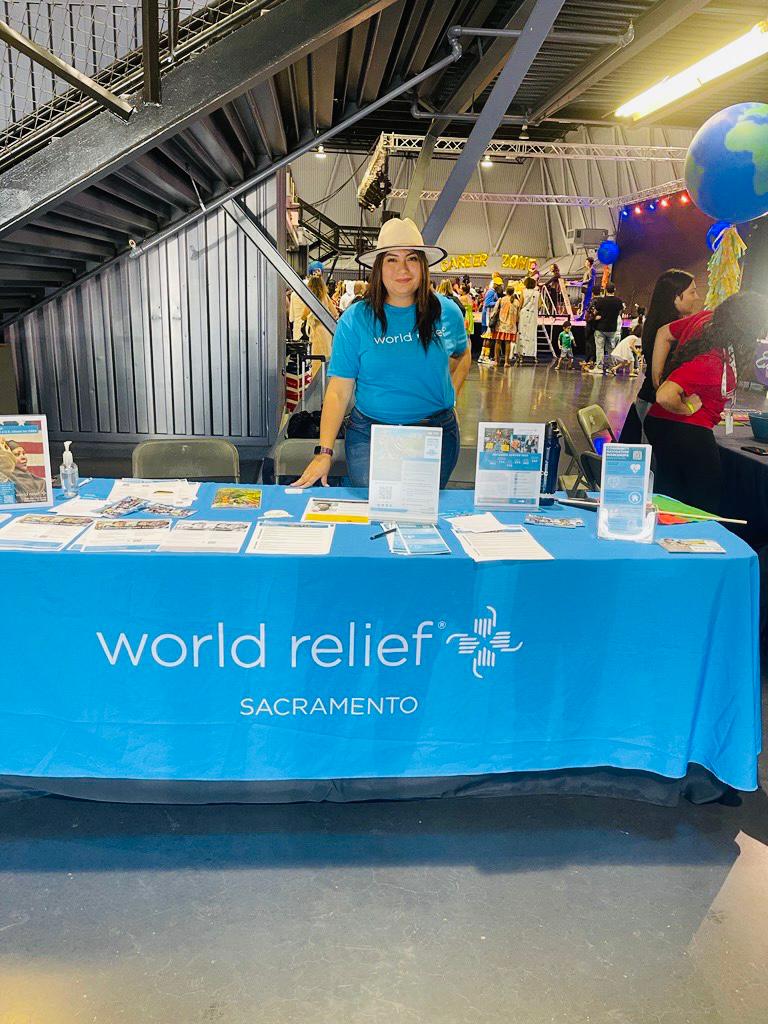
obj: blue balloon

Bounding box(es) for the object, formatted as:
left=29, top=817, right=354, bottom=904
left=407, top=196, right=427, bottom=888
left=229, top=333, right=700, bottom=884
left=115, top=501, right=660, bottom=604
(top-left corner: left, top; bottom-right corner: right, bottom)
left=597, top=240, right=620, bottom=265
left=706, top=220, right=731, bottom=252
left=685, top=102, right=768, bottom=222
left=308, top=260, right=325, bottom=273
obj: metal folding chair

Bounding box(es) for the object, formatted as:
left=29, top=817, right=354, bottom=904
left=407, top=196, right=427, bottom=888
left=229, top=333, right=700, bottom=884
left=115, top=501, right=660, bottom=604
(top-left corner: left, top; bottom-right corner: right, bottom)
left=131, top=439, right=240, bottom=482
left=271, top=438, right=347, bottom=485
left=577, top=404, right=617, bottom=454
left=446, top=446, right=477, bottom=490
left=556, top=418, right=590, bottom=491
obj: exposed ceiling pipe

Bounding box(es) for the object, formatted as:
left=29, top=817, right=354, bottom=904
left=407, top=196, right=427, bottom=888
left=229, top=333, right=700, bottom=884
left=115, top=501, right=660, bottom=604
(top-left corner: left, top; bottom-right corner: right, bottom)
left=448, top=24, right=630, bottom=48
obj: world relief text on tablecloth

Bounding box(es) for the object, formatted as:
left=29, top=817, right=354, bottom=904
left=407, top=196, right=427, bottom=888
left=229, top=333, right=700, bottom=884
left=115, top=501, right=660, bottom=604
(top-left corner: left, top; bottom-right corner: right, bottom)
left=94, top=608, right=525, bottom=719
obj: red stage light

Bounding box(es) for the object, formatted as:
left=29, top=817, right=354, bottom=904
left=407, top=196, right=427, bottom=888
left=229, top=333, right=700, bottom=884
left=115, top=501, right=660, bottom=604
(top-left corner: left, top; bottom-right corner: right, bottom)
left=660, top=197, right=670, bottom=208
left=634, top=205, right=642, bottom=214
left=680, top=194, right=690, bottom=204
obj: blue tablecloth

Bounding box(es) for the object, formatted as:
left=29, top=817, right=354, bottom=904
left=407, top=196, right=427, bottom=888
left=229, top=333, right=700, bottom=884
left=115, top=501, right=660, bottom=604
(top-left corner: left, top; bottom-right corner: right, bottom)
left=0, top=481, right=761, bottom=790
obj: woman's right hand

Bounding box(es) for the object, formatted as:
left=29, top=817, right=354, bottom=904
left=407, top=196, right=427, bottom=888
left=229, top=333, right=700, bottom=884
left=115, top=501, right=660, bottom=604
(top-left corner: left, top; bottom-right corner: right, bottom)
left=684, top=393, right=703, bottom=415
left=294, top=454, right=332, bottom=488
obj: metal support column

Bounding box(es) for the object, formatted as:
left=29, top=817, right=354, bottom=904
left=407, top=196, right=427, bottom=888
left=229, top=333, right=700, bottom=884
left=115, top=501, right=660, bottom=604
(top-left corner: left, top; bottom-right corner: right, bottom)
left=422, top=0, right=566, bottom=246
left=142, top=0, right=162, bottom=104
left=168, top=0, right=179, bottom=56
left=223, top=199, right=338, bottom=336
left=0, top=18, right=133, bottom=120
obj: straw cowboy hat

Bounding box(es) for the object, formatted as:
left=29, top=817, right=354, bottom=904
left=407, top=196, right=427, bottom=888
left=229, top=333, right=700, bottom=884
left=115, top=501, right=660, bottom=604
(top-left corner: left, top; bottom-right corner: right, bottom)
left=357, top=217, right=447, bottom=268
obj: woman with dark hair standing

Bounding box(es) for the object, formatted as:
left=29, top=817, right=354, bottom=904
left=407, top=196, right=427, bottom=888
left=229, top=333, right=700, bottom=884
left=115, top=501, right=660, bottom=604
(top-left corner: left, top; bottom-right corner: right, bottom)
left=296, top=218, right=471, bottom=489
left=644, top=291, right=767, bottom=513
left=619, top=270, right=698, bottom=442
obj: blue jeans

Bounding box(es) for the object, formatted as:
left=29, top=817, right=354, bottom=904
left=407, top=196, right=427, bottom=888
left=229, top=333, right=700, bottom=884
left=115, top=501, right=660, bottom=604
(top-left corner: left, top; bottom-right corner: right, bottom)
left=345, top=406, right=461, bottom=489
left=595, top=330, right=619, bottom=370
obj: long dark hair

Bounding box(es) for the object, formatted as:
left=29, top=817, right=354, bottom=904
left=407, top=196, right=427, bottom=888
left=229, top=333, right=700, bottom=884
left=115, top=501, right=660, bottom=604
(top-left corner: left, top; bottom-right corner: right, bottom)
left=365, top=251, right=441, bottom=353
left=662, top=291, right=768, bottom=381
left=641, top=269, right=694, bottom=361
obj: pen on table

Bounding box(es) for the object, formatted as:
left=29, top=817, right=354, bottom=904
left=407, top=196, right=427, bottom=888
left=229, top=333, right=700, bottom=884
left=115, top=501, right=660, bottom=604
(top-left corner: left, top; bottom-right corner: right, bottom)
left=370, top=527, right=397, bottom=540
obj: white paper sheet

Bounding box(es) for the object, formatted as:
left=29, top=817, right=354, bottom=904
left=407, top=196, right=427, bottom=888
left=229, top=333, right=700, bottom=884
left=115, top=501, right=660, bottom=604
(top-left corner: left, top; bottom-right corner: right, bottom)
left=447, top=512, right=507, bottom=534
left=369, top=425, right=441, bottom=524
left=158, top=520, right=250, bottom=553
left=77, top=519, right=172, bottom=549
left=0, top=513, right=93, bottom=549
left=107, top=479, right=199, bottom=506
left=247, top=523, right=335, bottom=556
left=48, top=497, right=110, bottom=518
left=455, top=525, right=552, bottom=562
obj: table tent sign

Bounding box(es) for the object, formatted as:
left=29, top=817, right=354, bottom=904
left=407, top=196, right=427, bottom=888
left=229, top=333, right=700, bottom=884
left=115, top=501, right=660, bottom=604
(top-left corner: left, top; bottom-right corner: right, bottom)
left=598, top=443, right=654, bottom=543
left=474, top=422, right=545, bottom=510
left=0, top=415, right=53, bottom=511
left=368, top=425, right=442, bottom=524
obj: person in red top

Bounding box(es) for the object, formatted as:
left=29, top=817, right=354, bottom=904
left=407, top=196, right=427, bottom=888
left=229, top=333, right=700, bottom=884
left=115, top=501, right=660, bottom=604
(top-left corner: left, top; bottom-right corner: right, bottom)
left=644, top=292, right=767, bottom=513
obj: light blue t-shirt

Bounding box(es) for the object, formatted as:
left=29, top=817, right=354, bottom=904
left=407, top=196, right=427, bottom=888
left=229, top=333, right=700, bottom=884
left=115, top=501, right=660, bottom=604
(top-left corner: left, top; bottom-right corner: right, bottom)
left=328, top=294, right=468, bottom=423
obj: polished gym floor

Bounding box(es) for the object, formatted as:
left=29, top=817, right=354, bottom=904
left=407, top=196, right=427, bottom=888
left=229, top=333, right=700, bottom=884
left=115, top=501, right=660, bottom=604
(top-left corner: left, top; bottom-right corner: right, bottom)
left=2, top=364, right=767, bottom=1024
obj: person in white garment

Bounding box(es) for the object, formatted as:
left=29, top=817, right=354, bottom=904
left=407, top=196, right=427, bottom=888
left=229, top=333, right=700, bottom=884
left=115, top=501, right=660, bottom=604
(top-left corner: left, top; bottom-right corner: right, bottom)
left=512, top=276, right=539, bottom=365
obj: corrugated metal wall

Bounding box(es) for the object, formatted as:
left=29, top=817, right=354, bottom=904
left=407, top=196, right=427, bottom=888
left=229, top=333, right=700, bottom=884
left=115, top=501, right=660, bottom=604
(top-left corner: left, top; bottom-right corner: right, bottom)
left=6, top=177, right=285, bottom=454
left=290, top=125, right=694, bottom=261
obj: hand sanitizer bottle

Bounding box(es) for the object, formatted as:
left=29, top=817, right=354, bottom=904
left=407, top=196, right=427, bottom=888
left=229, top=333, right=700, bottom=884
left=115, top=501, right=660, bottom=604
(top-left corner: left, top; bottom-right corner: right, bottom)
left=60, top=441, right=79, bottom=497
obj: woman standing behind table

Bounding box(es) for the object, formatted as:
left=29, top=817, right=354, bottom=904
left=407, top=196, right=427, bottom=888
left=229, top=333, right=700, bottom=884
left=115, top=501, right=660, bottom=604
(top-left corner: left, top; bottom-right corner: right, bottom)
left=512, top=276, right=539, bottom=365
left=619, top=270, right=698, bottom=442
left=301, top=275, right=338, bottom=373
left=644, top=292, right=767, bottom=513
left=295, top=217, right=471, bottom=489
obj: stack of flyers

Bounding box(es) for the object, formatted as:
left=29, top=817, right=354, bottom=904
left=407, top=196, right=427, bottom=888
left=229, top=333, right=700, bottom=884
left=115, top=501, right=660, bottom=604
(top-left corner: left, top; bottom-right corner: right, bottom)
left=0, top=513, right=94, bottom=550
left=144, top=503, right=195, bottom=518
left=107, top=479, right=199, bottom=507
left=76, top=518, right=172, bottom=550
left=100, top=497, right=148, bottom=518
left=657, top=537, right=725, bottom=554
left=159, top=520, right=250, bottom=553
left=381, top=522, right=450, bottom=556
left=211, top=487, right=262, bottom=509
left=524, top=514, right=584, bottom=529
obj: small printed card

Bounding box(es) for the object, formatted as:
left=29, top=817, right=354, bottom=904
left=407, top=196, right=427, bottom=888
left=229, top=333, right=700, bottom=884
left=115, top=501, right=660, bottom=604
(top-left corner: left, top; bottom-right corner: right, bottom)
left=144, top=503, right=196, bottom=518
left=100, top=497, right=149, bottom=518
left=211, top=487, right=262, bottom=509
left=658, top=537, right=726, bottom=554
left=525, top=514, right=584, bottom=528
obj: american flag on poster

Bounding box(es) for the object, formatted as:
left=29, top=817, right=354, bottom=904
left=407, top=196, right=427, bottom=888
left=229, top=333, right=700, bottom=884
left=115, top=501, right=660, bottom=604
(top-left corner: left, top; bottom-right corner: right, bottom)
left=0, top=415, right=53, bottom=510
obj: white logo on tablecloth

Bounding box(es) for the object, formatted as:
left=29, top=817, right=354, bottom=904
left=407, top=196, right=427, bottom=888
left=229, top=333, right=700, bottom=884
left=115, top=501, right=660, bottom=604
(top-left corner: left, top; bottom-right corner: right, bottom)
left=446, top=605, right=523, bottom=679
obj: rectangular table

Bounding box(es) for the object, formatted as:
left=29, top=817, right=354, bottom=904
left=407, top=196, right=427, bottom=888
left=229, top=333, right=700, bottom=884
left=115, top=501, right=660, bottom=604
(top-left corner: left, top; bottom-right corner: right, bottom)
left=0, top=481, right=761, bottom=793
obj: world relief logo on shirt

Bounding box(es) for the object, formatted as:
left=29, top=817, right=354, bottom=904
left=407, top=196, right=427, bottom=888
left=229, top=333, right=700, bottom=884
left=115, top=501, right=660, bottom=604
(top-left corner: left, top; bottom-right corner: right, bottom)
left=94, top=606, right=524, bottom=718
left=373, top=326, right=447, bottom=345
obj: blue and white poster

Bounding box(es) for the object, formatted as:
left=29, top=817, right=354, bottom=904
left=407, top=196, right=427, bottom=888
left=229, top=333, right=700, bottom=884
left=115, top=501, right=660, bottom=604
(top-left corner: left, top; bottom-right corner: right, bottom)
left=475, top=422, right=545, bottom=509
left=598, top=443, right=653, bottom=542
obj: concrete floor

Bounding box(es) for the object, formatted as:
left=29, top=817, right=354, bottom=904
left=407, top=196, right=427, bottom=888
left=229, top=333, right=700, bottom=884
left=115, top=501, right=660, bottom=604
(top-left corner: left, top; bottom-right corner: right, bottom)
left=2, top=364, right=767, bottom=1024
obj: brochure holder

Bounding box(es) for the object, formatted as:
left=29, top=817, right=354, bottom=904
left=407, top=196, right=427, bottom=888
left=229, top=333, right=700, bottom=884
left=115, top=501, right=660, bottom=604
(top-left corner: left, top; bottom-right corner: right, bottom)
left=474, top=422, right=546, bottom=510
left=369, top=425, right=442, bottom=524
left=598, top=443, right=654, bottom=543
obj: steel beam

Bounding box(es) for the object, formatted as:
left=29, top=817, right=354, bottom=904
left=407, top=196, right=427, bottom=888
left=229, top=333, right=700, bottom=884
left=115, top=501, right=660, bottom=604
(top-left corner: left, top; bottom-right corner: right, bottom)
left=0, top=0, right=401, bottom=238
left=423, top=0, right=567, bottom=245
left=528, top=0, right=711, bottom=123
left=0, top=18, right=134, bottom=122
left=142, top=0, right=162, bottom=104
left=223, top=199, right=338, bottom=336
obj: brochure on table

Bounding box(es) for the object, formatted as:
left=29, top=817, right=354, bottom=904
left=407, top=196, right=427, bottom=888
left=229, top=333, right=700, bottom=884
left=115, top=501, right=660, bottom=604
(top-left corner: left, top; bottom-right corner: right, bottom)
left=474, top=422, right=545, bottom=510
left=368, top=425, right=442, bottom=525
left=598, top=443, right=654, bottom=543
left=0, top=415, right=53, bottom=511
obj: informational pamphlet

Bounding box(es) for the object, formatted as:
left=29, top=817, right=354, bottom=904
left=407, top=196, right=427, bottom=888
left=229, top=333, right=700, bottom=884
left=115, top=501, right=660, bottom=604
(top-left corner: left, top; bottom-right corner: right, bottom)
left=394, top=523, right=450, bottom=556
left=0, top=415, right=53, bottom=511
left=77, top=519, right=172, bottom=549
left=368, top=424, right=442, bottom=525
left=247, top=522, right=335, bottom=556
left=158, top=520, right=250, bottom=553
left=658, top=537, right=726, bottom=554
left=474, top=422, right=545, bottom=510
left=211, top=487, right=262, bottom=509
left=144, top=503, right=196, bottom=518
left=454, top=524, right=553, bottom=562
left=302, top=498, right=369, bottom=524
left=598, top=443, right=654, bottom=543
left=107, top=479, right=199, bottom=506
left=525, top=514, right=584, bottom=529
left=0, top=513, right=93, bottom=550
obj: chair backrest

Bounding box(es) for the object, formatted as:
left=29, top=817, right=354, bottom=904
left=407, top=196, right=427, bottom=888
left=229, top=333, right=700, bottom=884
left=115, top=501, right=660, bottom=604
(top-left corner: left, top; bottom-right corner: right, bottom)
left=577, top=404, right=617, bottom=454
left=132, top=439, right=240, bottom=482
left=556, top=418, right=583, bottom=462
left=446, top=446, right=477, bottom=489
left=556, top=418, right=589, bottom=491
left=579, top=451, right=603, bottom=490
left=272, top=438, right=347, bottom=483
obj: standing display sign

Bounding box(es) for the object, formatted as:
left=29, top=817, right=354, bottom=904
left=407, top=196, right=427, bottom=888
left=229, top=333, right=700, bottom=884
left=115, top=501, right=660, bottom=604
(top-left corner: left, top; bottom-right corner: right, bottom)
left=369, top=425, right=442, bottom=524
left=0, top=415, right=53, bottom=510
left=598, top=443, right=654, bottom=542
left=474, top=422, right=545, bottom=510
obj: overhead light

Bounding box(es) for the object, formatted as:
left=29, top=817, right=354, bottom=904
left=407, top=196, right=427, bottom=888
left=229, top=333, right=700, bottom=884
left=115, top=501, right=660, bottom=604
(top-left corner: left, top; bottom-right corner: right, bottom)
left=480, top=154, right=493, bottom=168
left=615, top=20, right=768, bottom=119
left=634, top=205, right=642, bottom=215
left=620, top=207, right=630, bottom=218
left=519, top=123, right=530, bottom=140
left=660, top=197, right=670, bottom=208
left=648, top=201, right=657, bottom=211
left=680, top=193, right=690, bottom=205
left=315, top=144, right=327, bottom=159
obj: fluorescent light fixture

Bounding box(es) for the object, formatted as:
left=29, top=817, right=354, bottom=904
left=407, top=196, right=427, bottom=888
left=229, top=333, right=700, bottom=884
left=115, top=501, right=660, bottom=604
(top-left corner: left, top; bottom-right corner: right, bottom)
left=481, top=154, right=493, bottom=168
left=615, top=20, right=768, bottom=119
left=315, top=144, right=327, bottom=159
left=519, top=123, right=530, bottom=140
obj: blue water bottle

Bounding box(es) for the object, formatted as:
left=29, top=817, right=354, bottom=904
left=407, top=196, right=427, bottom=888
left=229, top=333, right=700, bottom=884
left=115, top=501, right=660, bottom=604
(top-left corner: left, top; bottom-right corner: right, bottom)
left=540, top=421, right=561, bottom=506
